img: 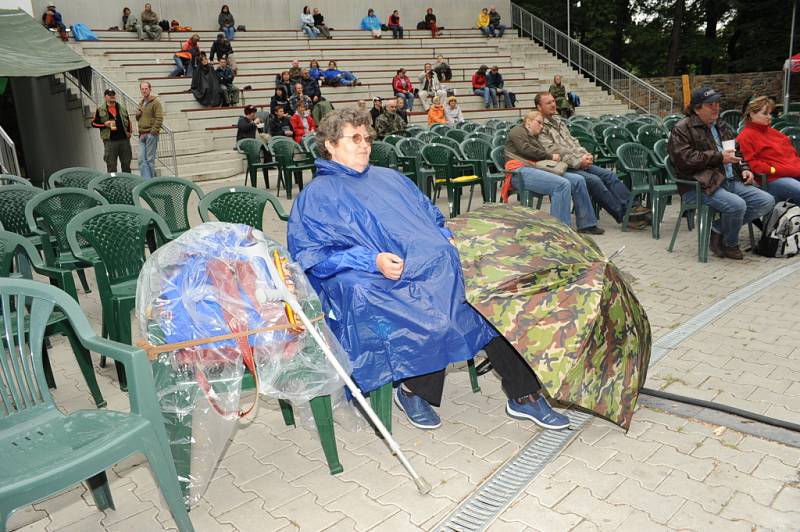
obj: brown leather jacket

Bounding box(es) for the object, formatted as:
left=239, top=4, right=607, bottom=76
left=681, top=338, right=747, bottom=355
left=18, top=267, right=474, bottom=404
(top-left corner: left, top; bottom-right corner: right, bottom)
left=667, top=113, right=750, bottom=195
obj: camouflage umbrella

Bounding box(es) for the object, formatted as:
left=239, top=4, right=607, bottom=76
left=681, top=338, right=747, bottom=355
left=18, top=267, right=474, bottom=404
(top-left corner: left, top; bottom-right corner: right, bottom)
left=449, top=204, right=651, bottom=429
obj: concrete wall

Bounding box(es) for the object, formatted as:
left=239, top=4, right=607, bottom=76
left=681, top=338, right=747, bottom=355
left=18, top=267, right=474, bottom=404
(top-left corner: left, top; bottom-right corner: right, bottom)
left=30, top=0, right=511, bottom=31
left=11, top=76, right=104, bottom=185
left=0, top=0, right=33, bottom=15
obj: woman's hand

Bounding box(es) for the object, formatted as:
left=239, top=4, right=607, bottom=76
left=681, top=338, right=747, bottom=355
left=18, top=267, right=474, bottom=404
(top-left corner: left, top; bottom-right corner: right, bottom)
left=376, top=252, right=404, bottom=280
left=551, top=153, right=562, bottom=162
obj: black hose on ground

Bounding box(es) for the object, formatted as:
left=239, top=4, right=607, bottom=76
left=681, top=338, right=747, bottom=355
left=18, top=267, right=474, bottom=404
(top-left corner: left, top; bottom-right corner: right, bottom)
left=639, top=387, right=800, bottom=434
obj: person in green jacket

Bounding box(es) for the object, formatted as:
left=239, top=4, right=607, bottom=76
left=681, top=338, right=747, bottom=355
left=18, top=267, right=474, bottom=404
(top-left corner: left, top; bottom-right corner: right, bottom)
left=91, top=89, right=132, bottom=173
left=548, top=75, right=573, bottom=118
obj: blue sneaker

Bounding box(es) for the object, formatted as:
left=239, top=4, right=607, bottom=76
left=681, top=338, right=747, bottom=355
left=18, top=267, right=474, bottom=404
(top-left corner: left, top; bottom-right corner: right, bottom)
left=506, top=395, right=570, bottom=430
left=394, top=387, right=442, bottom=430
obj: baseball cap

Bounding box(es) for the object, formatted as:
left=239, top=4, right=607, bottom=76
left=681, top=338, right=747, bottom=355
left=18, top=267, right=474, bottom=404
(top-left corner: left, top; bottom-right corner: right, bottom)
left=103, top=89, right=116, bottom=96
left=372, top=96, right=381, bottom=102
left=690, top=87, right=721, bottom=106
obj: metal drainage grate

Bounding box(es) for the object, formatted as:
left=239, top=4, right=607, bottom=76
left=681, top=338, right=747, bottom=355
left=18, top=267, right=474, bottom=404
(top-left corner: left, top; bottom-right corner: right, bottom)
left=436, top=409, right=593, bottom=531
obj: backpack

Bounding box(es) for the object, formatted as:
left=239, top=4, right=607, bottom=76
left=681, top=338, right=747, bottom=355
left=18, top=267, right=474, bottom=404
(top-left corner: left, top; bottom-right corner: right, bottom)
left=568, top=91, right=581, bottom=107
left=757, top=200, right=800, bottom=257
left=72, top=23, right=98, bottom=41
left=159, top=20, right=170, bottom=31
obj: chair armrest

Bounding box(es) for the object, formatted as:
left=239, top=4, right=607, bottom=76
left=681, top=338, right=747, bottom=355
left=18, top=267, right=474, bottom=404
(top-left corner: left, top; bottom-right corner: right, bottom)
left=753, top=173, right=768, bottom=187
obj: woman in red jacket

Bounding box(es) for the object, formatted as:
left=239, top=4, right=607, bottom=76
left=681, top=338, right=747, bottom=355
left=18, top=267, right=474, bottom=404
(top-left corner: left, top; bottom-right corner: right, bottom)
left=290, top=100, right=316, bottom=143
left=392, top=68, right=415, bottom=111
left=738, top=96, right=800, bottom=203
left=471, top=65, right=498, bottom=109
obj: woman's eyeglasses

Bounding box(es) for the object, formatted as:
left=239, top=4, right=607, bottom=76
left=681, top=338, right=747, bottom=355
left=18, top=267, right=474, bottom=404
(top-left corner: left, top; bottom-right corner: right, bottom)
left=341, top=134, right=375, bottom=145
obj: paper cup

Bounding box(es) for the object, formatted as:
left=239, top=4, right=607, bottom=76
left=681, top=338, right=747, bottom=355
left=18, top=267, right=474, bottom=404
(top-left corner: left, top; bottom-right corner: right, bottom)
left=722, top=140, right=735, bottom=152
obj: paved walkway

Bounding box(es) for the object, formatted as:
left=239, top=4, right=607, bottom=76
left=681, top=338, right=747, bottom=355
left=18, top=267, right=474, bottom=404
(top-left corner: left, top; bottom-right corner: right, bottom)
left=7, top=177, right=800, bottom=531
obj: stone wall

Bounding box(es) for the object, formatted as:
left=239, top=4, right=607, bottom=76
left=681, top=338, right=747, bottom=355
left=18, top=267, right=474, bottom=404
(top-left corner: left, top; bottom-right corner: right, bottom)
left=641, top=71, right=790, bottom=112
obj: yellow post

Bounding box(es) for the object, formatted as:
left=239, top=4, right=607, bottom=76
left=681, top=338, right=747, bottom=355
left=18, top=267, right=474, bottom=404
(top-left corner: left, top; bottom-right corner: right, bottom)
left=681, top=74, right=691, bottom=112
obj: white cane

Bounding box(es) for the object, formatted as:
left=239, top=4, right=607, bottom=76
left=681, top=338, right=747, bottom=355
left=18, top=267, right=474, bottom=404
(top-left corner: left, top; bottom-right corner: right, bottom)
left=265, top=256, right=432, bottom=494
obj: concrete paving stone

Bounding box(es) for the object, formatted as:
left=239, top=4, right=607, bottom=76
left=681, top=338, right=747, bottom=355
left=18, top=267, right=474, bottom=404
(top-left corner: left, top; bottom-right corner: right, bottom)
left=46, top=512, right=104, bottom=532
left=536, top=455, right=573, bottom=478
left=772, top=485, right=800, bottom=513
left=720, top=492, right=800, bottom=531
left=218, top=445, right=277, bottom=487
left=288, top=464, right=359, bottom=506
left=258, top=445, right=327, bottom=482
left=365, top=509, right=417, bottom=531
left=691, top=437, right=763, bottom=474
left=176, top=501, right=236, bottom=532
left=483, top=420, right=540, bottom=447
left=326, top=487, right=400, bottom=531
left=699, top=376, right=757, bottom=399
left=429, top=471, right=479, bottom=503
left=636, top=423, right=706, bottom=454
left=338, top=460, right=408, bottom=499
left=6, top=506, right=48, bottom=531
left=656, top=469, right=733, bottom=514
left=661, top=381, right=720, bottom=401
left=483, top=440, right=525, bottom=465
left=646, top=445, right=714, bottom=482
left=385, top=451, right=465, bottom=493
left=614, top=509, right=672, bottom=532
left=441, top=425, right=510, bottom=458
left=593, top=430, right=662, bottom=462
left=599, top=453, right=673, bottom=491
left=750, top=389, right=800, bottom=413
left=561, top=439, right=618, bottom=470
left=764, top=404, right=800, bottom=425
left=482, top=519, right=528, bottom=531
left=687, top=362, right=743, bottom=383
left=435, top=447, right=500, bottom=484
left=751, top=456, right=800, bottom=483
left=238, top=469, right=308, bottom=512
left=675, top=349, right=732, bottom=369
left=723, top=357, right=776, bottom=379
left=234, top=421, right=295, bottom=458
left=303, top=441, right=374, bottom=473
left=13, top=517, right=49, bottom=532
left=710, top=391, right=773, bottom=415
left=106, top=508, right=171, bottom=531
left=607, top=478, right=685, bottom=525
left=447, top=408, right=510, bottom=435
left=522, top=475, right=577, bottom=508
left=575, top=420, right=614, bottom=445
left=31, top=486, right=96, bottom=530
left=738, top=436, right=800, bottom=467
left=745, top=338, right=796, bottom=357
left=667, top=501, right=752, bottom=532
left=786, top=380, right=800, bottom=395
left=197, top=473, right=258, bottom=518
left=376, top=482, right=456, bottom=527
left=272, top=492, right=347, bottom=531
left=552, top=459, right=626, bottom=499
left=500, top=494, right=582, bottom=530
left=704, top=462, right=785, bottom=506
left=554, top=487, right=633, bottom=530
left=569, top=520, right=601, bottom=531
left=632, top=408, right=688, bottom=431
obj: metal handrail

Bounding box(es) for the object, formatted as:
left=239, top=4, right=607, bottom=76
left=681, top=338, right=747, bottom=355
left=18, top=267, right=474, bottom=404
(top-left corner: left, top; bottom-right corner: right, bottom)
left=511, top=3, right=674, bottom=116
left=0, top=124, right=21, bottom=177
left=64, top=67, right=178, bottom=176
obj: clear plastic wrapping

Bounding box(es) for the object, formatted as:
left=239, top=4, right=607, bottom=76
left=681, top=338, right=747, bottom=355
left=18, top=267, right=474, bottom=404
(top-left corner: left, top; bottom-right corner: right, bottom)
left=136, top=222, right=353, bottom=506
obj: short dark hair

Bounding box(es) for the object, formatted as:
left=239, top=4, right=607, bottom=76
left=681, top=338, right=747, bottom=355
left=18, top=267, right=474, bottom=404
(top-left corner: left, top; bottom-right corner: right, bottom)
left=534, top=91, right=552, bottom=107
left=244, top=105, right=257, bottom=115
left=316, top=108, right=375, bottom=160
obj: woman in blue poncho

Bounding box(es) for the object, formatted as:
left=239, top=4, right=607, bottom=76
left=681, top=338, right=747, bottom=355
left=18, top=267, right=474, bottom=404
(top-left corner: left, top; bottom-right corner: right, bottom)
left=287, top=109, right=569, bottom=431
left=360, top=8, right=382, bottom=38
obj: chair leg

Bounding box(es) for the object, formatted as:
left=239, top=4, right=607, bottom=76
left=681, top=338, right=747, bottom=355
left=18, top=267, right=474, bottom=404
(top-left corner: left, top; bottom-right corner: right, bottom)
left=279, top=399, right=296, bottom=426
left=748, top=223, right=756, bottom=251
left=370, top=383, right=393, bottom=435
left=140, top=436, right=195, bottom=530
left=85, top=471, right=115, bottom=511
left=76, top=269, right=92, bottom=294
left=650, top=198, right=661, bottom=240
left=467, top=358, right=481, bottom=393
left=42, top=343, right=56, bottom=389
left=309, top=395, right=343, bottom=475
left=667, top=207, right=685, bottom=252
left=60, top=323, right=106, bottom=408
left=698, top=208, right=711, bottom=263
left=466, top=185, right=475, bottom=213
left=261, top=167, right=270, bottom=189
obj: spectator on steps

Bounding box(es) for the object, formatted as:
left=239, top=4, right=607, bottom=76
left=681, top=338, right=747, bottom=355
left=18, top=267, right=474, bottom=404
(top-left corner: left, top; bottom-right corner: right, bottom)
left=191, top=53, right=224, bottom=107
left=276, top=70, right=294, bottom=96
left=375, top=99, right=407, bottom=138
left=312, top=98, right=335, bottom=124
left=669, top=87, right=774, bottom=259
left=290, top=100, right=317, bottom=143
left=290, top=83, right=313, bottom=113
left=370, top=97, right=384, bottom=127
left=434, top=54, right=452, bottom=82
left=139, top=3, right=162, bottom=41
left=237, top=105, right=269, bottom=144
left=549, top=75, right=574, bottom=118
left=135, top=81, right=163, bottom=179
left=422, top=8, right=443, bottom=38
left=427, top=96, right=446, bottom=125
left=313, top=8, right=333, bottom=39
left=301, top=70, right=322, bottom=104
left=215, top=57, right=239, bottom=107
left=41, top=3, right=68, bottom=41
left=360, top=8, right=382, bottom=38
left=169, top=34, right=200, bottom=78
left=472, top=65, right=498, bottom=109
left=288, top=59, right=304, bottom=85
left=218, top=5, right=236, bottom=41
left=476, top=8, right=491, bottom=37
left=738, top=96, right=800, bottom=204
left=301, top=6, right=320, bottom=39
left=121, top=7, right=138, bottom=34
left=92, top=89, right=132, bottom=173
left=270, top=86, right=291, bottom=115
left=395, top=96, right=409, bottom=123
left=309, top=59, right=324, bottom=82
left=269, top=106, right=294, bottom=139
left=209, top=33, right=233, bottom=61
left=488, top=6, right=506, bottom=38
left=487, top=66, right=515, bottom=108
left=445, top=96, right=464, bottom=125
left=418, top=64, right=446, bottom=111
left=393, top=68, right=415, bottom=112
left=323, top=60, right=360, bottom=87
left=387, top=10, right=404, bottom=39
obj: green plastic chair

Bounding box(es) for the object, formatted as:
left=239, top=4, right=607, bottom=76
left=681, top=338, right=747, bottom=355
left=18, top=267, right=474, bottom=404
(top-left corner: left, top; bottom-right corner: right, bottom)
left=237, top=138, right=277, bottom=189
left=421, top=144, right=481, bottom=217
left=616, top=143, right=677, bottom=239
left=405, top=125, right=424, bottom=137
left=468, top=132, right=494, bottom=144
left=603, top=127, right=635, bottom=168
left=653, top=139, right=668, bottom=165
left=488, top=147, right=544, bottom=208
left=433, top=135, right=463, bottom=155
left=665, top=157, right=717, bottom=263
left=636, top=124, right=668, bottom=150
left=445, top=129, right=467, bottom=143
left=781, top=126, right=800, bottom=137
left=460, top=122, right=480, bottom=133
left=88, top=174, right=147, bottom=205
left=460, top=138, right=492, bottom=200
left=198, top=186, right=288, bottom=230
left=719, top=110, right=742, bottom=132
left=415, top=131, right=441, bottom=144
left=48, top=167, right=108, bottom=189
left=492, top=134, right=507, bottom=149
left=67, top=206, right=175, bottom=391
left=662, top=117, right=681, bottom=131
left=591, top=122, right=614, bottom=142
left=383, top=134, right=405, bottom=146
left=396, top=138, right=436, bottom=195
left=430, top=123, right=452, bottom=135
left=133, top=177, right=205, bottom=236
left=25, top=188, right=107, bottom=300
left=0, top=185, right=42, bottom=239
left=0, top=174, right=31, bottom=187
left=0, top=278, right=193, bottom=531
left=0, top=231, right=105, bottom=408
left=270, top=139, right=315, bottom=199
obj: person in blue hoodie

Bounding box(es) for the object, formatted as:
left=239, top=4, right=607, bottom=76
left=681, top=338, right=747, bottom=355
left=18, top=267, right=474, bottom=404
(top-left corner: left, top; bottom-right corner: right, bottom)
left=360, top=8, right=383, bottom=38
left=287, top=108, right=570, bottom=432
left=322, top=60, right=361, bottom=87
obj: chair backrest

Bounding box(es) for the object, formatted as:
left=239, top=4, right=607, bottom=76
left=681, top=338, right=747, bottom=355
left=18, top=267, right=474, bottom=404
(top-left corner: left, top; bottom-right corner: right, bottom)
left=369, top=141, right=400, bottom=167
left=445, top=129, right=467, bottom=142
left=434, top=136, right=463, bottom=155
left=133, top=177, right=205, bottom=235
left=0, top=229, right=42, bottom=277
left=603, top=126, right=634, bottom=141
left=490, top=146, right=506, bottom=172
left=592, top=122, right=614, bottom=140
left=460, top=138, right=492, bottom=163
left=66, top=205, right=172, bottom=287
left=396, top=137, right=425, bottom=158
left=25, top=188, right=108, bottom=259
left=406, top=125, right=424, bottom=137
left=460, top=122, right=479, bottom=133
left=604, top=130, right=634, bottom=156
left=237, top=138, right=266, bottom=165
left=780, top=126, right=800, bottom=137
left=302, top=134, right=317, bottom=153
left=653, top=138, right=668, bottom=163
left=468, top=132, right=493, bottom=144
left=430, top=123, right=452, bottom=135
left=415, top=131, right=441, bottom=144
left=88, top=174, right=147, bottom=205
left=574, top=133, right=599, bottom=154
left=421, top=143, right=459, bottom=179
left=383, top=134, right=405, bottom=146
left=788, top=133, right=800, bottom=156
left=719, top=110, right=742, bottom=131
left=636, top=114, right=662, bottom=125
left=492, top=134, right=507, bottom=148
left=663, top=117, right=680, bottom=131
left=0, top=174, right=32, bottom=187
left=0, top=185, right=42, bottom=237
left=636, top=124, right=667, bottom=149
left=270, top=138, right=304, bottom=165
left=624, top=121, right=647, bottom=136
left=48, top=167, right=108, bottom=189
left=616, top=142, right=654, bottom=187
left=198, top=186, right=288, bottom=230
left=568, top=123, right=590, bottom=136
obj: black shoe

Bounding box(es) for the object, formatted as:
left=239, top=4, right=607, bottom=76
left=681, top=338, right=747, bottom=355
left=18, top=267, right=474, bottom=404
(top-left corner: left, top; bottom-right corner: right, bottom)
left=709, top=231, right=725, bottom=258
left=578, top=226, right=605, bottom=235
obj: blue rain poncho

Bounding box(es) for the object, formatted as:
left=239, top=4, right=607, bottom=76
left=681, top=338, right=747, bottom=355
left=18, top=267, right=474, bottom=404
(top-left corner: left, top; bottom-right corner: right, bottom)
left=288, top=159, right=497, bottom=393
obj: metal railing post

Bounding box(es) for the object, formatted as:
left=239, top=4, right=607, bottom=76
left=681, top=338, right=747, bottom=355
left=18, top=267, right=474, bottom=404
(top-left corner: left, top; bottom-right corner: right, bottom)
left=0, top=125, right=21, bottom=177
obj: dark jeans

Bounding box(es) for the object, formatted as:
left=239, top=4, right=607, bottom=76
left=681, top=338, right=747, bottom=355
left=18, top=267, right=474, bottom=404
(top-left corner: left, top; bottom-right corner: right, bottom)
left=403, top=335, right=541, bottom=406
left=103, top=138, right=132, bottom=173
left=574, top=165, right=631, bottom=223
left=389, top=25, right=403, bottom=38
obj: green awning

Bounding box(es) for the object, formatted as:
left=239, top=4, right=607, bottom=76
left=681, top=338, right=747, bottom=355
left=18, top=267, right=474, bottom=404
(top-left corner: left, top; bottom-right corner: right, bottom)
left=0, top=9, right=88, bottom=77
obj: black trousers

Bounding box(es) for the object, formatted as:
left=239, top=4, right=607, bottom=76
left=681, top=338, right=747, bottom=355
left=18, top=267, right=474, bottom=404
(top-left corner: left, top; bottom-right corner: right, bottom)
left=403, top=335, right=541, bottom=407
